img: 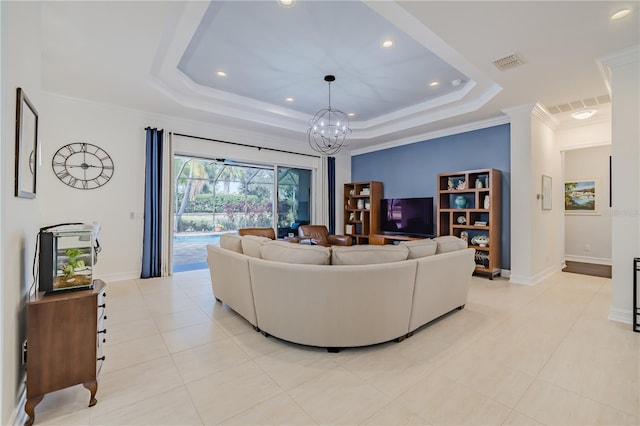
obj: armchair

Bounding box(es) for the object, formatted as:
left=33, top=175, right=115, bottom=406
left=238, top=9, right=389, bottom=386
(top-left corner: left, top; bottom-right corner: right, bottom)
left=238, top=227, right=276, bottom=239
left=298, top=225, right=352, bottom=246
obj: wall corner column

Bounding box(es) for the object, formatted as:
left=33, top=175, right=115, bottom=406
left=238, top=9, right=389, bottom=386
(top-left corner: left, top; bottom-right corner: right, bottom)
left=599, top=47, right=640, bottom=324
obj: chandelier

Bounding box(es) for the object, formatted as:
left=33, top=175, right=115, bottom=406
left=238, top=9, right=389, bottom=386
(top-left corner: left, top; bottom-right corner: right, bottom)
left=307, top=75, right=351, bottom=155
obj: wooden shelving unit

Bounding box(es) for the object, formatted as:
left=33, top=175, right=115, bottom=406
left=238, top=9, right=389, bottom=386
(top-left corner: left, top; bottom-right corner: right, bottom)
left=437, top=169, right=501, bottom=279
left=344, top=181, right=383, bottom=245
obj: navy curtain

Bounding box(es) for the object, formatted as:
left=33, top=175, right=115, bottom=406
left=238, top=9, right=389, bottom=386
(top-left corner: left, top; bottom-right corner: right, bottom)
left=328, top=156, right=336, bottom=234
left=141, top=128, right=164, bottom=278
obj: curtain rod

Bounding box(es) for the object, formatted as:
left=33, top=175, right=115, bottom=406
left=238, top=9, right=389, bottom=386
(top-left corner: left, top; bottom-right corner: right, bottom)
left=170, top=132, right=321, bottom=159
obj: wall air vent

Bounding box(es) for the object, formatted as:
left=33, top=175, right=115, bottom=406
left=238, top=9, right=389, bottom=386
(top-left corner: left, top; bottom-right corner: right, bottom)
left=492, top=53, right=525, bottom=71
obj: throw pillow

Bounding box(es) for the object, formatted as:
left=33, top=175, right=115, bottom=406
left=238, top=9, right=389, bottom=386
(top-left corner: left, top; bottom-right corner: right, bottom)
left=219, top=234, right=242, bottom=253
left=434, top=236, right=468, bottom=253
left=241, top=235, right=271, bottom=258
left=260, top=241, right=331, bottom=265
left=399, top=239, right=438, bottom=258
left=331, top=245, right=409, bottom=265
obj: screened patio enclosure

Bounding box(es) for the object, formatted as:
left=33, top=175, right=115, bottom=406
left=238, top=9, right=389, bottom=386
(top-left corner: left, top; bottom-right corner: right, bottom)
left=172, top=156, right=312, bottom=271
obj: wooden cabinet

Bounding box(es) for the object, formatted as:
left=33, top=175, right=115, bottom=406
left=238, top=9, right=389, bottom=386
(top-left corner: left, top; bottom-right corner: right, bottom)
left=437, top=169, right=501, bottom=279
left=25, top=280, right=107, bottom=426
left=344, top=181, right=383, bottom=245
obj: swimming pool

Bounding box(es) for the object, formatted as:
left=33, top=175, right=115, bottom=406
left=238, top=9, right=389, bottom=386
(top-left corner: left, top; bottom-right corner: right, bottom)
left=172, top=233, right=227, bottom=272
left=173, top=233, right=222, bottom=245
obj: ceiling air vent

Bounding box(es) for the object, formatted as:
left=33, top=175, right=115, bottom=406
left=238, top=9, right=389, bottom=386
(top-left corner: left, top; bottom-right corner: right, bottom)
left=492, top=53, right=525, bottom=71
left=544, top=94, right=611, bottom=115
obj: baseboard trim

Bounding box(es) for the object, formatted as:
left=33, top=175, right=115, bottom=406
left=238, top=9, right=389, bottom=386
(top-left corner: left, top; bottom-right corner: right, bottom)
left=509, top=264, right=561, bottom=286
left=564, top=255, right=612, bottom=265
left=608, top=307, right=633, bottom=325
left=98, top=271, right=140, bottom=282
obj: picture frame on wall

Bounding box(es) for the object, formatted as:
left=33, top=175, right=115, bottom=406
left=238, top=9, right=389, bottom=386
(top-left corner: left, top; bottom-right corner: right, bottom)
left=15, top=87, right=39, bottom=199
left=542, top=175, right=552, bottom=210
left=565, top=179, right=599, bottom=215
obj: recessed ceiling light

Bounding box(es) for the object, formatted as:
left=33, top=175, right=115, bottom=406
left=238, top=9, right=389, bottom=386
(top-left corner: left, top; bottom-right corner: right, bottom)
left=381, top=39, right=394, bottom=48
left=348, top=112, right=355, bottom=117
left=216, top=71, right=227, bottom=77
left=611, top=8, right=631, bottom=20
left=429, top=80, right=440, bottom=87
left=279, top=0, right=295, bottom=7
left=285, top=97, right=294, bottom=102
left=571, top=110, right=596, bottom=120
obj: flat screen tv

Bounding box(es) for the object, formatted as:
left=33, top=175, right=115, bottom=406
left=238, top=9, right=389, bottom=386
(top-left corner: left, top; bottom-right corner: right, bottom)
left=380, top=197, right=434, bottom=237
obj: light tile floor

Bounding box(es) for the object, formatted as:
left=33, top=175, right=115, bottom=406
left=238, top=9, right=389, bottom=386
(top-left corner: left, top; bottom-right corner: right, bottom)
left=31, top=270, right=639, bottom=425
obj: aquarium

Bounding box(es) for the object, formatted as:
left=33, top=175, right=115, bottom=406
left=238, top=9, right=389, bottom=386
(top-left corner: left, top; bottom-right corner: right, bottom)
left=38, top=223, right=101, bottom=293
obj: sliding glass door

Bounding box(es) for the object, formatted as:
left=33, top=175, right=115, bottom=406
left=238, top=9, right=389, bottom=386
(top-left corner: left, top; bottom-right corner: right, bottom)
left=276, top=167, right=312, bottom=238
left=172, top=157, right=312, bottom=271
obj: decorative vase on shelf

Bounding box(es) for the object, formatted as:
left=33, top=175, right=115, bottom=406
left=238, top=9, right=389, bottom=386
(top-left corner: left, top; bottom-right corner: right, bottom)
left=484, top=195, right=490, bottom=209
left=357, top=199, right=364, bottom=209
left=475, top=178, right=483, bottom=188
left=454, top=195, right=467, bottom=209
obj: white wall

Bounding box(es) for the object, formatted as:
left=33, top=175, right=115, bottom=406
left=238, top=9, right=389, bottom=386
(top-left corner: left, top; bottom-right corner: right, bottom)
left=563, top=145, right=612, bottom=264
left=39, top=94, right=348, bottom=282
left=1, top=2, right=42, bottom=424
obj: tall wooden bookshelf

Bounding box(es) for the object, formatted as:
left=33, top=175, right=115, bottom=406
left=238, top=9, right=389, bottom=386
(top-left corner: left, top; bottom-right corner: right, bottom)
left=344, top=181, right=383, bottom=245
left=437, top=169, right=501, bottom=279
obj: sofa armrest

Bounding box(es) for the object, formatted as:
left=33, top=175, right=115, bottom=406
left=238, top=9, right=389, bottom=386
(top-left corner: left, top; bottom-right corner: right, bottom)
left=327, top=234, right=352, bottom=246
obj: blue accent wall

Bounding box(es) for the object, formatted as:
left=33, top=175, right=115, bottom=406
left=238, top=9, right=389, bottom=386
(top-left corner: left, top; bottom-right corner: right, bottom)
left=352, top=124, right=511, bottom=269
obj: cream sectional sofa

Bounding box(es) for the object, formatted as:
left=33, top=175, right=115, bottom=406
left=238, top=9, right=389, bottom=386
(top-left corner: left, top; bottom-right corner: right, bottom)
left=206, top=235, right=475, bottom=350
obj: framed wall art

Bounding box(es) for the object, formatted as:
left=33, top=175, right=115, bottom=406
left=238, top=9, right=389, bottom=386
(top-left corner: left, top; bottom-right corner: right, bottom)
left=15, top=87, right=39, bottom=199
left=564, top=179, right=599, bottom=215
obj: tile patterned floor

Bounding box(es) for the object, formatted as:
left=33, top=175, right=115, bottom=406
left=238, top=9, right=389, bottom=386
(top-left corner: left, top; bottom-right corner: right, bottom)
left=30, top=270, right=639, bottom=425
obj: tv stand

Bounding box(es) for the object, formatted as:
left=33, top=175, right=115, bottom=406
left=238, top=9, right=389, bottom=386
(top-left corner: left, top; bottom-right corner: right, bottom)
left=369, top=234, right=428, bottom=245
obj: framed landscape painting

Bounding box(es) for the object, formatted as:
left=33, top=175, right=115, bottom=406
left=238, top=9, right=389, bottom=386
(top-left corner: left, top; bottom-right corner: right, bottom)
left=565, top=179, right=598, bottom=214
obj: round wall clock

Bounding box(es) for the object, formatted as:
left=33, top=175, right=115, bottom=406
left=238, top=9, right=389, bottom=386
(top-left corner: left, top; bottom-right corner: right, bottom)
left=52, top=142, right=114, bottom=190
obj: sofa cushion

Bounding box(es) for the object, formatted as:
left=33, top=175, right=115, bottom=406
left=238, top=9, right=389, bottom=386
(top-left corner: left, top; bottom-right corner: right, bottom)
left=434, top=236, right=468, bottom=253
left=399, top=239, right=438, bottom=258
left=219, top=234, right=243, bottom=253
left=260, top=241, right=331, bottom=265
left=241, top=235, right=271, bottom=258
left=331, top=245, right=409, bottom=265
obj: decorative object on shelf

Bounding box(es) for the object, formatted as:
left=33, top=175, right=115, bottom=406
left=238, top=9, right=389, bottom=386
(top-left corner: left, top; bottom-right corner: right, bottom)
left=360, top=187, right=370, bottom=195
left=456, top=179, right=466, bottom=190
left=484, top=195, right=490, bottom=209
left=364, top=201, right=371, bottom=209
left=471, top=235, right=489, bottom=247
left=460, top=231, right=468, bottom=242
left=475, top=251, right=489, bottom=267
left=349, top=189, right=355, bottom=196
left=475, top=178, right=484, bottom=188
left=349, top=212, right=355, bottom=221
left=474, top=221, right=487, bottom=226
left=357, top=199, right=364, bottom=209
left=15, top=87, right=39, bottom=199
left=448, top=178, right=454, bottom=190
left=454, top=195, right=467, bottom=209
left=52, top=143, right=114, bottom=190
left=457, top=216, right=466, bottom=224
left=307, top=75, right=351, bottom=154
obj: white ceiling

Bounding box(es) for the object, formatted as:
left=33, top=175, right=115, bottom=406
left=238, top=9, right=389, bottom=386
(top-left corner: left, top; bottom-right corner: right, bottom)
left=41, top=1, right=639, bottom=153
